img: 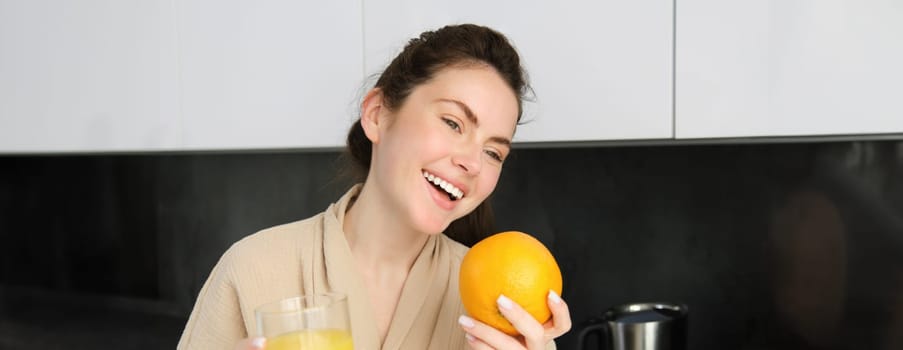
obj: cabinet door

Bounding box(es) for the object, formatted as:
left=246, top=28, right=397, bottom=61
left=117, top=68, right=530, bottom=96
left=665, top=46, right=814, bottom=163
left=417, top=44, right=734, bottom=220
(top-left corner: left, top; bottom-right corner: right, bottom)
left=677, top=0, right=903, bottom=139
left=364, top=0, right=673, bottom=143
left=0, top=1, right=180, bottom=153
left=177, top=0, right=363, bottom=150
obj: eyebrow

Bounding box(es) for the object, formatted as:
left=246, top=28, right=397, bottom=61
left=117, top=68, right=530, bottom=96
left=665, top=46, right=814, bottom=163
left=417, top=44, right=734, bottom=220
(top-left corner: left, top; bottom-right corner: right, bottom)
left=438, top=98, right=512, bottom=147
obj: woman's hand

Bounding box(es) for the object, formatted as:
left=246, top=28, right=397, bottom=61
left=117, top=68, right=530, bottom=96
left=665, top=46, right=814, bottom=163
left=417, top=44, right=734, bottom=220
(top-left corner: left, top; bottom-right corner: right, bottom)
left=458, top=290, right=572, bottom=349
left=234, top=337, right=266, bottom=350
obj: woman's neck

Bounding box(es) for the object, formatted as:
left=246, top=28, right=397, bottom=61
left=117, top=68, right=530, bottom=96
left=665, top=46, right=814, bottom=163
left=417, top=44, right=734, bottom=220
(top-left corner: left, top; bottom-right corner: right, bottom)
left=342, top=182, right=430, bottom=272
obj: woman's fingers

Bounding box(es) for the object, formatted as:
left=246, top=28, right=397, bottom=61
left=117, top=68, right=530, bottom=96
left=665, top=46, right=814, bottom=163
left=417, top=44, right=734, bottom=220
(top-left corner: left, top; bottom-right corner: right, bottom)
left=458, top=291, right=573, bottom=350
left=234, top=337, right=266, bottom=350
left=459, top=315, right=522, bottom=349
left=546, top=290, right=572, bottom=337
left=496, top=295, right=546, bottom=348
left=464, top=332, right=495, bottom=350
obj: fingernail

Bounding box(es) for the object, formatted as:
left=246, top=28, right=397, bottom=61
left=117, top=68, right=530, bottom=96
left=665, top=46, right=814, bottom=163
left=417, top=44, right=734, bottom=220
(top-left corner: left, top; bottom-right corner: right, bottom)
left=548, top=290, right=563, bottom=304
left=465, top=333, right=476, bottom=342
left=251, top=337, right=266, bottom=349
left=458, top=315, right=475, bottom=328
left=497, top=294, right=514, bottom=310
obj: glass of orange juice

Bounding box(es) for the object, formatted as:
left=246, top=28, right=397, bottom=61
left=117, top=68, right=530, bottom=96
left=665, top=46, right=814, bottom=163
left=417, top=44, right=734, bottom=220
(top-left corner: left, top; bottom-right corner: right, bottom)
left=255, top=292, right=354, bottom=350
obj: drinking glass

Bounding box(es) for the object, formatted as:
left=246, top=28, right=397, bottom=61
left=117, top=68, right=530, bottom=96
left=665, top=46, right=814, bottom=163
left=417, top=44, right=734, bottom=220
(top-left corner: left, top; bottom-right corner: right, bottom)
left=255, top=292, right=354, bottom=350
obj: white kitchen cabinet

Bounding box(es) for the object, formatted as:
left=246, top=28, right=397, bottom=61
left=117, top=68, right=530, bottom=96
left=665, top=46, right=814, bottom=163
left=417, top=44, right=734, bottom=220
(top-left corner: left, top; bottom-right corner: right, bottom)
left=676, top=0, right=903, bottom=139
left=0, top=0, right=181, bottom=153
left=364, top=0, right=674, bottom=143
left=177, top=0, right=363, bottom=150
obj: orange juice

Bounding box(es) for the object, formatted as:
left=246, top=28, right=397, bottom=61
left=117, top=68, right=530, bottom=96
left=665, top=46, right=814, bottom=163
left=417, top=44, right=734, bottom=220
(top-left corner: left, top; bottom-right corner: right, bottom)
left=267, top=329, right=354, bottom=350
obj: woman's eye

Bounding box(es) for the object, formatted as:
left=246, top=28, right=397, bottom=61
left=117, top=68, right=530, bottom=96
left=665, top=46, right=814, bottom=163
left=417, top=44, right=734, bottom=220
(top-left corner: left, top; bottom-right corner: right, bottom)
left=485, top=150, right=503, bottom=162
left=442, top=118, right=461, bottom=132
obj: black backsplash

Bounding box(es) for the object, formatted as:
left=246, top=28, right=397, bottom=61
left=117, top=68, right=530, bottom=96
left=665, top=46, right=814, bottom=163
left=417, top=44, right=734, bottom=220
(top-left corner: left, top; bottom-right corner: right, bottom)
left=1, top=141, right=902, bottom=349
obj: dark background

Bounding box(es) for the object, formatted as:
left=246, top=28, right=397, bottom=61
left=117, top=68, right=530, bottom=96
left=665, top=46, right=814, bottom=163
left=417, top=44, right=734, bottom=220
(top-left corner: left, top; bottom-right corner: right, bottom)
left=1, top=141, right=902, bottom=349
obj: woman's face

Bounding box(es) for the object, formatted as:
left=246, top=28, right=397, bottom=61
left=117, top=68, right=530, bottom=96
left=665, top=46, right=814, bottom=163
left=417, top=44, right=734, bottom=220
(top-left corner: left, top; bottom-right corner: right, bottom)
left=365, top=65, right=519, bottom=235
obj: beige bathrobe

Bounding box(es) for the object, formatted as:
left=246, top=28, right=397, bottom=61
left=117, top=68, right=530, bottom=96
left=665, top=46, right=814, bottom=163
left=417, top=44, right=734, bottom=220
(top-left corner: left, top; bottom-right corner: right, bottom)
left=177, top=185, right=556, bottom=350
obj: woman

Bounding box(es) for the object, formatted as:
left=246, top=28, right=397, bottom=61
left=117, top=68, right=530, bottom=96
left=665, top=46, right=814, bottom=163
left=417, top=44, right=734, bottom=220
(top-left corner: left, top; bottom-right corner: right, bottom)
left=177, top=24, right=571, bottom=350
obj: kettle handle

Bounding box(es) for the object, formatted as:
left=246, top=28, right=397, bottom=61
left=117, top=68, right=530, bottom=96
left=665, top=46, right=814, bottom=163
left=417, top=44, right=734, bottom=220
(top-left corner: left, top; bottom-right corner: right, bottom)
left=575, top=318, right=611, bottom=350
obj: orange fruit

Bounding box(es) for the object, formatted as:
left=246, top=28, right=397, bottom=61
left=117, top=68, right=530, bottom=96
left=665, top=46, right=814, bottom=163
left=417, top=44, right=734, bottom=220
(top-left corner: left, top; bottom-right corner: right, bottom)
left=459, top=231, right=563, bottom=335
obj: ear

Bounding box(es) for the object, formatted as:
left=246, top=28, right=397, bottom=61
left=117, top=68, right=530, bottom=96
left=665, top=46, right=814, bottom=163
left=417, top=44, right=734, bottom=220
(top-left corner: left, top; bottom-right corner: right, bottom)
left=360, top=88, right=385, bottom=144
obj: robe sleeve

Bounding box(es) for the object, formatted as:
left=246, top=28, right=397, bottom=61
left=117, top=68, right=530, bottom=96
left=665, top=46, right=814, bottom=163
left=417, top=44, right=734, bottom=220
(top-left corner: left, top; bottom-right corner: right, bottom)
left=177, top=246, right=247, bottom=350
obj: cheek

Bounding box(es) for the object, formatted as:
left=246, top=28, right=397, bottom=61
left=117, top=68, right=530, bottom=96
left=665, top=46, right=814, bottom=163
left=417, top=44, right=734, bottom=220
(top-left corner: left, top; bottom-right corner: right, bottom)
left=474, top=168, right=502, bottom=199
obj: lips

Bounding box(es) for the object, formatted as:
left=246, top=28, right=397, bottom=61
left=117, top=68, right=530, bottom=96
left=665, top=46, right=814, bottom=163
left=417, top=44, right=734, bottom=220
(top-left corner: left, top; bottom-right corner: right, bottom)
left=422, top=170, right=464, bottom=200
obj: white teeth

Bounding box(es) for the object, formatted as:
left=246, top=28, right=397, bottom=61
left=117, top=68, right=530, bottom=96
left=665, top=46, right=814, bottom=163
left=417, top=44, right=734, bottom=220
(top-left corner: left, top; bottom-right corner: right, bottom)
left=422, top=171, right=463, bottom=200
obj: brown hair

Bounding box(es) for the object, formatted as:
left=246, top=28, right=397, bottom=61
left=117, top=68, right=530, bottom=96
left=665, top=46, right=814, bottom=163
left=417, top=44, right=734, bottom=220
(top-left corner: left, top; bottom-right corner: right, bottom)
left=342, top=24, right=529, bottom=247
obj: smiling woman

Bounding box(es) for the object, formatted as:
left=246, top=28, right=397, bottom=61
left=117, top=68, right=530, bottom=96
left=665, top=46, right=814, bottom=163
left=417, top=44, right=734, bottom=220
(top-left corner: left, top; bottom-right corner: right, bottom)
left=176, top=24, right=571, bottom=350
left=355, top=66, right=519, bottom=237
left=344, top=24, right=531, bottom=248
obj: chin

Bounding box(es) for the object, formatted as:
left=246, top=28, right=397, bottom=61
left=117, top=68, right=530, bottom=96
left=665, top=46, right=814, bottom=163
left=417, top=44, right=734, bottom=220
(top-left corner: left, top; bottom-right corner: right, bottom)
left=409, top=213, right=452, bottom=236
left=411, top=202, right=473, bottom=235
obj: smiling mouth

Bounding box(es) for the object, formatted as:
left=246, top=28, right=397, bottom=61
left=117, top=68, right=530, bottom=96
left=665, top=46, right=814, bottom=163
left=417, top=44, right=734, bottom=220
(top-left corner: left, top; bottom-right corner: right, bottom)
left=422, top=171, right=463, bottom=201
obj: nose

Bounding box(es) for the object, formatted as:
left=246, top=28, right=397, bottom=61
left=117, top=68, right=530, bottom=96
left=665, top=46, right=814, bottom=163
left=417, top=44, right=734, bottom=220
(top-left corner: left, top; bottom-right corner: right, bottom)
left=452, top=143, right=482, bottom=176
